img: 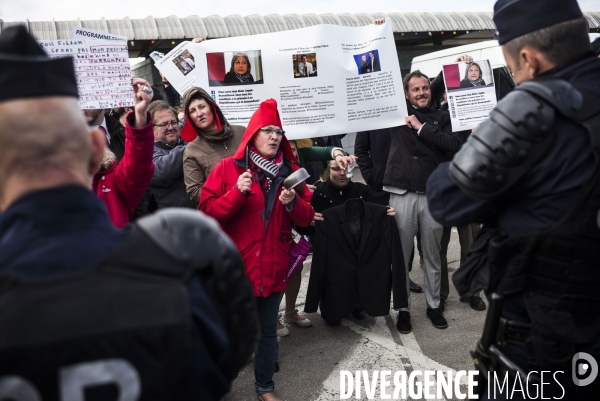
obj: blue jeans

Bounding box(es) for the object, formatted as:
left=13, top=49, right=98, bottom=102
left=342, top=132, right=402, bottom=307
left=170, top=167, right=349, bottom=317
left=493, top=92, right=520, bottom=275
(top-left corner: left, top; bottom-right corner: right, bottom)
left=255, top=292, right=283, bottom=394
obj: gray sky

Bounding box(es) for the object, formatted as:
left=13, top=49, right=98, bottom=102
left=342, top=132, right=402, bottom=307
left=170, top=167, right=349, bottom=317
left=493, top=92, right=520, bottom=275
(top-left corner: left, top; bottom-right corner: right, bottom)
left=0, top=0, right=598, bottom=22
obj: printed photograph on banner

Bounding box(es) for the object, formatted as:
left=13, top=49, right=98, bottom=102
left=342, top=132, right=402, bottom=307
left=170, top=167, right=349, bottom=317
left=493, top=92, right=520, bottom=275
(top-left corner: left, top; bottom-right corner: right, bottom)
left=353, top=50, right=381, bottom=75
left=442, top=59, right=497, bottom=131
left=172, top=49, right=195, bottom=76
left=206, top=50, right=264, bottom=86
left=443, top=60, right=494, bottom=92
left=293, top=53, right=317, bottom=78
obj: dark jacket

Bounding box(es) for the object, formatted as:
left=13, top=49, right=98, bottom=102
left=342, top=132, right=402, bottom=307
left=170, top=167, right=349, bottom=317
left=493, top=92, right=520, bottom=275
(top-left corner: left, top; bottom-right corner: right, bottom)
left=105, top=112, right=126, bottom=161
left=426, top=55, right=600, bottom=331
left=150, top=138, right=197, bottom=210
left=311, top=180, right=371, bottom=213
left=355, top=128, right=391, bottom=205
left=427, top=55, right=600, bottom=237
left=460, top=79, right=486, bottom=88
left=0, top=186, right=232, bottom=400
left=223, top=72, right=254, bottom=84
left=305, top=200, right=407, bottom=321
left=383, top=100, right=463, bottom=192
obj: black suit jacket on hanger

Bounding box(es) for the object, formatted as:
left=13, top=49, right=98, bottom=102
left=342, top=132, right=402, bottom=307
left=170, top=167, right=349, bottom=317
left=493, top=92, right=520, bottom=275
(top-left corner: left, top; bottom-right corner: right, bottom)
left=305, top=199, right=407, bottom=321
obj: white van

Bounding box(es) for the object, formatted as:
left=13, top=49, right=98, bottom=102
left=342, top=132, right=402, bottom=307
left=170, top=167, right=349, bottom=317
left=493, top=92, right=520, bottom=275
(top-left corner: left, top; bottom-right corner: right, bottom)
left=410, top=40, right=516, bottom=100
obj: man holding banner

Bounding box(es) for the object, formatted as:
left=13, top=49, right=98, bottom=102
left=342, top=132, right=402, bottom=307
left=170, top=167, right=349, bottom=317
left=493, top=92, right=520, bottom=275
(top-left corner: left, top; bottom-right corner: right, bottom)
left=380, top=67, right=464, bottom=334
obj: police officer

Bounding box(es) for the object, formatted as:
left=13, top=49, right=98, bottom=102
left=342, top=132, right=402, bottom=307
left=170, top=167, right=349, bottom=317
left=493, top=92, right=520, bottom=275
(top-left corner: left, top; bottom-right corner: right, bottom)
left=426, top=0, right=600, bottom=398
left=0, top=26, right=258, bottom=401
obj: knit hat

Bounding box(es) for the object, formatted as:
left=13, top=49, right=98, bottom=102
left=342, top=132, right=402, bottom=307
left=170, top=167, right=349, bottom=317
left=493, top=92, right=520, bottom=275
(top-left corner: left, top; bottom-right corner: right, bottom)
left=0, top=26, right=78, bottom=103
left=233, top=99, right=296, bottom=162
left=493, top=0, right=583, bottom=45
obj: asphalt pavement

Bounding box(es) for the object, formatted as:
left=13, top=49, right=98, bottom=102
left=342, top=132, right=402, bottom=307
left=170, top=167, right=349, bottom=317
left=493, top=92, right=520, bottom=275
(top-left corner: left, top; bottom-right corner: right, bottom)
left=224, top=229, right=487, bottom=401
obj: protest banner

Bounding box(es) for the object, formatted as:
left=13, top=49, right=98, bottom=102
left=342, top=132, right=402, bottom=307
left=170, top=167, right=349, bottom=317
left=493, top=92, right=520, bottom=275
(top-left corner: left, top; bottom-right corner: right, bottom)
left=153, top=41, right=197, bottom=96
left=442, top=59, right=497, bottom=131
left=73, top=27, right=127, bottom=41
left=38, top=39, right=134, bottom=109
left=190, top=22, right=407, bottom=139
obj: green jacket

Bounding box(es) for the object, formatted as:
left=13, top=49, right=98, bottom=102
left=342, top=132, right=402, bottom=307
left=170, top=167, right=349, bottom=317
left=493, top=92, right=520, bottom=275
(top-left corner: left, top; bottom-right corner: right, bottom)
left=297, top=146, right=338, bottom=168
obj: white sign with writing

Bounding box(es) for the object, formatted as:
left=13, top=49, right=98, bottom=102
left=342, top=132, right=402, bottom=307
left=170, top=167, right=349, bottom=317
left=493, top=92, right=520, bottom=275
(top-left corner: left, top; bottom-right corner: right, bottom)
left=190, top=22, right=407, bottom=139
left=38, top=39, right=134, bottom=109
left=154, top=41, right=197, bottom=97
left=73, top=27, right=127, bottom=41
left=442, top=59, right=497, bottom=131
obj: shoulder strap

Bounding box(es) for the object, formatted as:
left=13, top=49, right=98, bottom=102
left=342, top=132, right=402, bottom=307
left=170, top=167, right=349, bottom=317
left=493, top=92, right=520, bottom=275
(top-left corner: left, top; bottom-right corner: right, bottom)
left=517, top=79, right=583, bottom=119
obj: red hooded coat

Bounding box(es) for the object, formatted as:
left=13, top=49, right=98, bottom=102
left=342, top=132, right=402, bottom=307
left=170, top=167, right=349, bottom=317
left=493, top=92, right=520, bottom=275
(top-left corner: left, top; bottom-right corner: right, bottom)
left=199, top=99, right=314, bottom=297
left=92, top=113, right=155, bottom=228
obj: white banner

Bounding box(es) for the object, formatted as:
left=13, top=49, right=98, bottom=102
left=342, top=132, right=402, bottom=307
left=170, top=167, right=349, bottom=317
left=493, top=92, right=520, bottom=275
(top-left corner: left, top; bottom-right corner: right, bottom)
left=154, top=41, right=198, bottom=96
left=189, top=22, right=407, bottom=140
left=442, top=59, right=497, bottom=131
left=38, top=39, right=134, bottom=109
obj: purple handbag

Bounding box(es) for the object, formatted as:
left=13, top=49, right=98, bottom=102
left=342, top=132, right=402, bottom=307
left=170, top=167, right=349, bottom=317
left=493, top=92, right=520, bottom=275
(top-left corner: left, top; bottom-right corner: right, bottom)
left=287, top=236, right=312, bottom=281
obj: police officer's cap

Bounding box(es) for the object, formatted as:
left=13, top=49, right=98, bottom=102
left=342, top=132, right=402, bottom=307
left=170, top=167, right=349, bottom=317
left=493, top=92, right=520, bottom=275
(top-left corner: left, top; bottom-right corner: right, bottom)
left=0, top=26, right=78, bottom=103
left=493, top=0, right=583, bottom=45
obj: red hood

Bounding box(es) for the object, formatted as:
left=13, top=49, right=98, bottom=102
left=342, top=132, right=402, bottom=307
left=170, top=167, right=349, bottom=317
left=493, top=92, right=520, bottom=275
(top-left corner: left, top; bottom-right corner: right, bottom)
left=180, top=101, right=222, bottom=143
left=232, top=98, right=296, bottom=163
left=180, top=87, right=224, bottom=143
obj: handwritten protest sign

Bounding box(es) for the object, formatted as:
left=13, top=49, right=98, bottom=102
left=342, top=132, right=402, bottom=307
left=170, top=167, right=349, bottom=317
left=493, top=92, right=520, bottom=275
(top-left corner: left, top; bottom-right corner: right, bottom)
left=38, top=39, right=134, bottom=109
left=189, top=22, right=407, bottom=139
left=442, top=59, right=497, bottom=131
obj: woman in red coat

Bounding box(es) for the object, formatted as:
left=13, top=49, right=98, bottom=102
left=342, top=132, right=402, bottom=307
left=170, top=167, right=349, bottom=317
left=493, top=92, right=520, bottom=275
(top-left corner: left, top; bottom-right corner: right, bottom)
left=92, top=78, right=155, bottom=228
left=200, top=99, right=314, bottom=401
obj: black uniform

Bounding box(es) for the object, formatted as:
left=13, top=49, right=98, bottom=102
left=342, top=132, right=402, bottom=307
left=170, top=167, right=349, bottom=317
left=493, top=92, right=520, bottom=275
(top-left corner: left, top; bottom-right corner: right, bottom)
left=427, top=53, right=600, bottom=398
left=0, top=186, right=258, bottom=401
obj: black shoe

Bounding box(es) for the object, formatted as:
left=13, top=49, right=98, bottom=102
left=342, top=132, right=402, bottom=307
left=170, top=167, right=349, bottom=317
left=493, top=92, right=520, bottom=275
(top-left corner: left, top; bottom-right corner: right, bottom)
left=426, top=308, right=448, bottom=329
left=470, top=295, right=487, bottom=311
left=396, top=311, right=412, bottom=334
left=352, top=309, right=365, bottom=320
left=409, top=279, right=423, bottom=293
left=439, top=299, right=446, bottom=313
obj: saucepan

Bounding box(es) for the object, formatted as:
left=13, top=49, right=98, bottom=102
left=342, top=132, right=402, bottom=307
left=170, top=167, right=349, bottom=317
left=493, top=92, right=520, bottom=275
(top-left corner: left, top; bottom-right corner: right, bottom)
left=283, top=168, right=310, bottom=190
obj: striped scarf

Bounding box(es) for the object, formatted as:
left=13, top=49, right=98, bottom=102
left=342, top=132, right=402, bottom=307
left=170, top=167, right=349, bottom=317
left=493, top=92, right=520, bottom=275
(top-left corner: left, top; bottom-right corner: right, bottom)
left=248, top=144, right=284, bottom=194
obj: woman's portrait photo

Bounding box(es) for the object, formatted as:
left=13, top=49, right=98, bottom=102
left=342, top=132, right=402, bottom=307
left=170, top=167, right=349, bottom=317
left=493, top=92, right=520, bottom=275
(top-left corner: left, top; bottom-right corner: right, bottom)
left=206, top=50, right=264, bottom=86
left=460, top=62, right=486, bottom=88
left=443, top=59, right=494, bottom=92
left=172, top=50, right=195, bottom=76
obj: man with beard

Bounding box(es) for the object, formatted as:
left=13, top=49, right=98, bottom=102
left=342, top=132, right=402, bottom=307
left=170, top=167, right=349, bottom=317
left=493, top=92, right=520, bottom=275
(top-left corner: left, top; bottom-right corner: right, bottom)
left=383, top=71, right=464, bottom=333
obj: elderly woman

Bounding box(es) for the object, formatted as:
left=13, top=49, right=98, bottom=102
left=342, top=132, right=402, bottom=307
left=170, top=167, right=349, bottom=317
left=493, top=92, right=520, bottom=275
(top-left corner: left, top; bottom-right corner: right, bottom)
left=223, top=52, right=255, bottom=84
left=200, top=99, right=314, bottom=401
left=459, top=62, right=486, bottom=88
left=182, top=87, right=246, bottom=203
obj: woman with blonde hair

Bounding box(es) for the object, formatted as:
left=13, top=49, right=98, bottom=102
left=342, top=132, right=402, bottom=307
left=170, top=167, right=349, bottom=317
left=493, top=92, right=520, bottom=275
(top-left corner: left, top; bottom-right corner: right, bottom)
left=459, top=62, right=486, bottom=88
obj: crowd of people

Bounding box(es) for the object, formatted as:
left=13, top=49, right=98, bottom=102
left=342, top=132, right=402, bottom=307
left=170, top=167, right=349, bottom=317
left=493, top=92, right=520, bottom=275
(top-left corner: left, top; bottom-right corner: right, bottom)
left=1, top=0, right=599, bottom=399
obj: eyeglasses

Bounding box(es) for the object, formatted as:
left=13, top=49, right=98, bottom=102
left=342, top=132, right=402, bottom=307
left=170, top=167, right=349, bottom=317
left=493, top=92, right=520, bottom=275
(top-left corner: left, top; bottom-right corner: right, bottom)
left=153, top=120, right=179, bottom=129
left=260, top=127, right=285, bottom=137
